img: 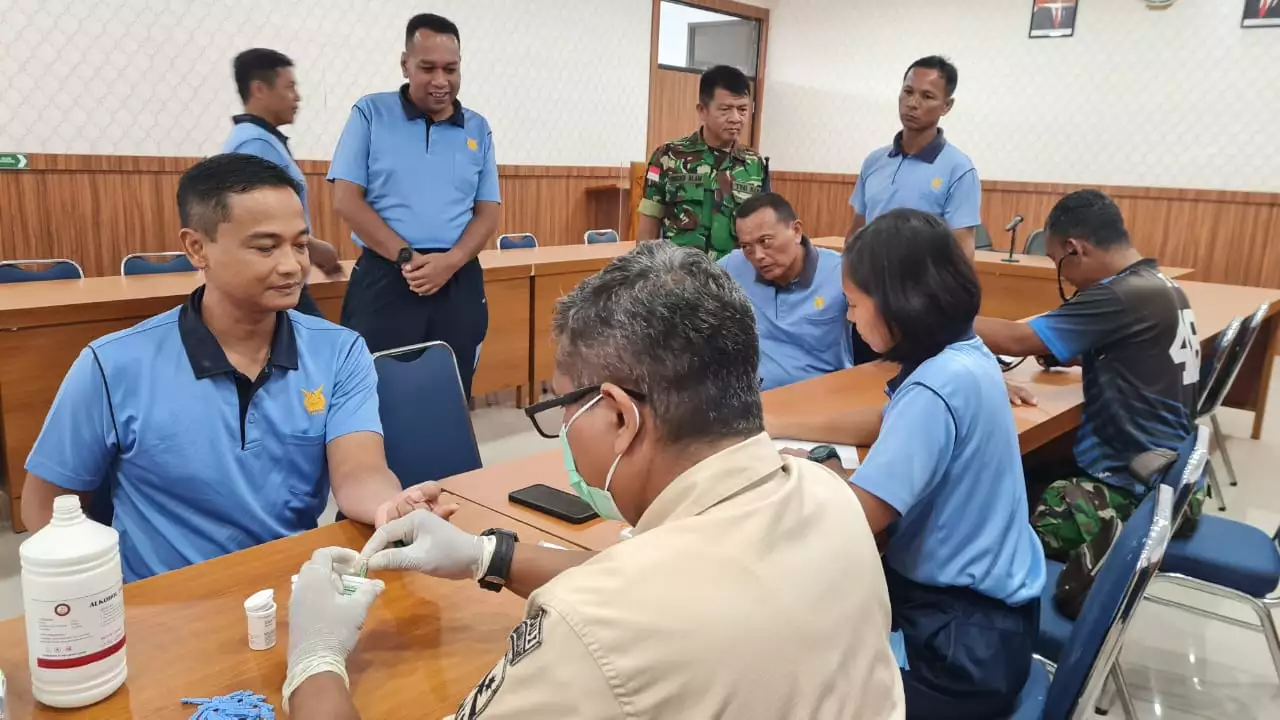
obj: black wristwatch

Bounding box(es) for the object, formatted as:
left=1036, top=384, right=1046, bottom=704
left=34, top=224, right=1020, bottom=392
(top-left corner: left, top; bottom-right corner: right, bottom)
left=807, top=445, right=841, bottom=465
left=478, top=528, right=519, bottom=592
left=395, top=246, right=414, bottom=266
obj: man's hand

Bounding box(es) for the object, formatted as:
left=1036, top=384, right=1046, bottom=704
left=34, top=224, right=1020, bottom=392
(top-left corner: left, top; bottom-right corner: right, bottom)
left=372, top=481, right=460, bottom=529
left=360, top=509, right=485, bottom=580
left=309, top=237, right=345, bottom=278
left=402, top=252, right=461, bottom=296
left=283, top=548, right=385, bottom=711
left=1006, top=380, right=1038, bottom=407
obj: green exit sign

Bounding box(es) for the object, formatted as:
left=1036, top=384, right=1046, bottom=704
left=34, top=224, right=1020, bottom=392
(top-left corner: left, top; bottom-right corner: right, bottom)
left=0, top=153, right=29, bottom=170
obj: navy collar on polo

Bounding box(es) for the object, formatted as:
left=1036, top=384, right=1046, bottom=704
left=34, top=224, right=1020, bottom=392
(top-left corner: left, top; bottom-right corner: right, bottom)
left=179, top=286, right=299, bottom=380
left=886, top=326, right=977, bottom=395
left=888, top=128, right=947, bottom=164
left=397, top=84, right=466, bottom=127
left=755, top=235, right=820, bottom=289
left=231, top=114, right=291, bottom=152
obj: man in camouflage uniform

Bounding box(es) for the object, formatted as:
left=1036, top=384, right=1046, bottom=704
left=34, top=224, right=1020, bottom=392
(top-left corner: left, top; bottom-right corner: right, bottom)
left=637, top=65, right=768, bottom=260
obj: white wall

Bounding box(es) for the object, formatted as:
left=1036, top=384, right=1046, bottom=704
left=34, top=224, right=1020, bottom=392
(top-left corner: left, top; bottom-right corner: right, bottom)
left=658, top=2, right=739, bottom=67
left=0, top=0, right=652, bottom=165
left=760, top=0, right=1278, bottom=192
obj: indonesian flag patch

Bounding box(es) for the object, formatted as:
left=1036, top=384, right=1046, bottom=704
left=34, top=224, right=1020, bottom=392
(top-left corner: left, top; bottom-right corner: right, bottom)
left=646, top=165, right=661, bottom=185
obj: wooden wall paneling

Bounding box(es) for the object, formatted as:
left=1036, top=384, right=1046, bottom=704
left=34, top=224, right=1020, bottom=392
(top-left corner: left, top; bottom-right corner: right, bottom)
left=769, top=171, right=855, bottom=239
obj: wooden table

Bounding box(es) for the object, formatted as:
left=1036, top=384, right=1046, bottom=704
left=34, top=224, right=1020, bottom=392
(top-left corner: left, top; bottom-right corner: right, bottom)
left=809, top=237, right=1196, bottom=321
left=437, top=452, right=629, bottom=552
left=0, top=259, right=533, bottom=532
left=0, top=496, right=574, bottom=719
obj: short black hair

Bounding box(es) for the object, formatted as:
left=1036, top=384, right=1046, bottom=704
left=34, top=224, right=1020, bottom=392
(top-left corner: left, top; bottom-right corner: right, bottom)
left=1045, top=190, right=1131, bottom=250
left=735, top=192, right=797, bottom=225
left=844, top=209, right=980, bottom=365
left=177, top=154, right=301, bottom=239
left=699, top=65, right=751, bottom=105
left=406, top=13, right=460, bottom=47
left=905, top=55, right=958, bottom=97
left=233, top=48, right=293, bottom=103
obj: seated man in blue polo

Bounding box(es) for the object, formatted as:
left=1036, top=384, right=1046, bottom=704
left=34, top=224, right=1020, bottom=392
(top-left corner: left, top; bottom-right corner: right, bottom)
left=720, top=192, right=853, bottom=390
left=21, top=154, right=445, bottom=582
left=328, top=13, right=500, bottom=399
left=846, top=55, right=980, bottom=259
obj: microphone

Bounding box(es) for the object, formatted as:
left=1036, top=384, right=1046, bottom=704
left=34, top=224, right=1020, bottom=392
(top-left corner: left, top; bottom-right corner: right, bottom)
left=1001, top=214, right=1024, bottom=264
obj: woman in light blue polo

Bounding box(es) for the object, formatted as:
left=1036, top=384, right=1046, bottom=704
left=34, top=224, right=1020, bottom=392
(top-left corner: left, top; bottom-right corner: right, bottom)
left=842, top=209, right=1045, bottom=718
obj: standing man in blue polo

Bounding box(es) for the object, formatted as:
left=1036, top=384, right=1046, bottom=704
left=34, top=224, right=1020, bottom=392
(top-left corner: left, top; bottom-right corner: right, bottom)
left=328, top=13, right=499, bottom=398
left=720, top=193, right=852, bottom=390
left=847, top=56, right=981, bottom=259
left=21, top=154, right=451, bottom=582
left=221, top=47, right=343, bottom=318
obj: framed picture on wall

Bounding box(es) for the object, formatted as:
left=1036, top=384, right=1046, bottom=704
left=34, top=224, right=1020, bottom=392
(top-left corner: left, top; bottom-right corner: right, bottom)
left=1029, top=0, right=1078, bottom=38
left=1243, top=0, right=1280, bottom=27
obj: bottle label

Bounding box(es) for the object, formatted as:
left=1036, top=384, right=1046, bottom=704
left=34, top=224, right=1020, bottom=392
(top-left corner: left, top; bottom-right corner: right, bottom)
left=30, top=583, right=126, bottom=669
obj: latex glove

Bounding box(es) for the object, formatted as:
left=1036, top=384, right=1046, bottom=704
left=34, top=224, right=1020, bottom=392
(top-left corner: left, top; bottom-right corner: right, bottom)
left=360, top=509, right=489, bottom=580
left=283, top=548, right=385, bottom=709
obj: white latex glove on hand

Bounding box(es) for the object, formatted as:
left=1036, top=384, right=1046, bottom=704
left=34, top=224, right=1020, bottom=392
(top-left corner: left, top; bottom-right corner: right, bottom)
left=283, top=548, right=385, bottom=711
left=359, top=508, right=491, bottom=581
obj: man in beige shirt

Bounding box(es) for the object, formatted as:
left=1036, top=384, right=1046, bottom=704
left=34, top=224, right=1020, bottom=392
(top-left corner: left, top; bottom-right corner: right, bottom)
left=282, top=242, right=905, bottom=718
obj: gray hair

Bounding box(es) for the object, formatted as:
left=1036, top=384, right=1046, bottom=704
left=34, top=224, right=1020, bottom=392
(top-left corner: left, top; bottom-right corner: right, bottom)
left=552, top=242, right=763, bottom=445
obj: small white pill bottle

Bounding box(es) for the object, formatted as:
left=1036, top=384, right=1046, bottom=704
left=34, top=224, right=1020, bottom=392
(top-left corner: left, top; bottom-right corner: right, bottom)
left=244, top=589, right=277, bottom=651
left=20, top=495, right=128, bottom=709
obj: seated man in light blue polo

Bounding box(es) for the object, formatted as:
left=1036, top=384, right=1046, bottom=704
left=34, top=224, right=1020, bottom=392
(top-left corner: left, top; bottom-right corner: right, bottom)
left=720, top=192, right=853, bottom=390
left=846, top=55, right=981, bottom=259
left=329, top=13, right=500, bottom=399
left=21, top=154, right=444, bottom=582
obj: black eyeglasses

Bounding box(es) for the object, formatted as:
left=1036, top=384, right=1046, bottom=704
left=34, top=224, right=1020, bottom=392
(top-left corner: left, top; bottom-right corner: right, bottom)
left=523, top=384, right=647, bottom=439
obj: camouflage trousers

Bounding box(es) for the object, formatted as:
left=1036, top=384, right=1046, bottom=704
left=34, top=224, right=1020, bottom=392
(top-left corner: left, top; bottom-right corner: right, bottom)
left=1032, top=477, right=1205, bottom=563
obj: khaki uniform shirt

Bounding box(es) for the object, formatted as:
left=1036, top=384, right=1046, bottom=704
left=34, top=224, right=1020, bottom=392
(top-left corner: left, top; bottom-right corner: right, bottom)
left=448, top=434, right=904, bottom=719
left=638, top=129, right=768, bottom=260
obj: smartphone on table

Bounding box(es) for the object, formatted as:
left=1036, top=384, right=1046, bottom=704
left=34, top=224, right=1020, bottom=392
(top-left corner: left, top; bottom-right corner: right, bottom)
left=509, top=484, right=598, bottom=524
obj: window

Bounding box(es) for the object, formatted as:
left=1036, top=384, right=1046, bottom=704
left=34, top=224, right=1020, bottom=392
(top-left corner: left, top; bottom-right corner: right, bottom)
left=657, top=1, right=760, bottom=77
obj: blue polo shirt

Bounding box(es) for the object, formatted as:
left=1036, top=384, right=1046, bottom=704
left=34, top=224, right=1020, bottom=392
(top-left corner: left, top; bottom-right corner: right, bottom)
left=222, top=114, right=310, bottom=230
left=853, top=335, right=1045, bottom=606
left=849, top=129, right=981, bottom=230
left=719, top=237, right=853, bottom=389
left=25, top=288, right=383, bottom=582
left=327, top=86, right=501, bottom=250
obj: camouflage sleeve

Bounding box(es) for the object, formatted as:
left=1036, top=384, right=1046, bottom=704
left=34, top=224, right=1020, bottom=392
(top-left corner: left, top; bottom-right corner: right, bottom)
left=637, top=146, right=668, bottom=218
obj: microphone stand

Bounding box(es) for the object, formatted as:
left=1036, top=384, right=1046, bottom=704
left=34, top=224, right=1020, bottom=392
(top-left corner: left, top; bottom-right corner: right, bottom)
left=1001, top=224, right=1021, bottom=264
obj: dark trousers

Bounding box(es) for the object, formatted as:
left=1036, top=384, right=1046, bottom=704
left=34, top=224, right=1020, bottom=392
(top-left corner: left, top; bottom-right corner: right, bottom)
left=341, top=248, right=488, bottom=398
left=294, top=285, right=323, bottom=318
left=887, top=567, right=1039, bottom=720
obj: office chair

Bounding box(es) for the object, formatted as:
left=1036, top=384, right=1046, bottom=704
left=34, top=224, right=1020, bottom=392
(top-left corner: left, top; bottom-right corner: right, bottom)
left=121, top=252, right=195, bottom=276
left=0, top=259, right=84, bottom=283
left=497, top=233, right=538, bottom=251
left=373, top=341, right=483, bottom=488
left=1197, top=303, right=1268, bottom=491
left=974, top=224, right=994, bottom=251
left=1024, top=229, right=1048, bottom=256
left=584, top=229, right=620, bottom=245
left=1025, top=426, right=1208, bottom=719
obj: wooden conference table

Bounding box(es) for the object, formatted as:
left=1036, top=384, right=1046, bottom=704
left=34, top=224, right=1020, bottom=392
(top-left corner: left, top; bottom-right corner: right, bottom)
left=0, top=243, right=635, bottom=531
left=810, top=236, right=1196, bottom=320
left=437, top=279, right=1280, bottom=553
left=0, top=494, right=575, bottom=719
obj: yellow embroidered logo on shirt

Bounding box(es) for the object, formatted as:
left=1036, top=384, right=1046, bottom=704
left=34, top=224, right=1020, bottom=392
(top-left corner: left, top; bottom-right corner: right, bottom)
left=302, top=386, right=326, bottom=415
left=467, top=137, right=478, bottom=151
left=931, top=177, right=943, bottom=190
left=814, top=296, right=825, bottom=310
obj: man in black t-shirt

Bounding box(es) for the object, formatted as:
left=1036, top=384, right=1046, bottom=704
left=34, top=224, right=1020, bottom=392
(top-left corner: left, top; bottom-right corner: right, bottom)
left=976, top=189, right=1203, bottom=560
